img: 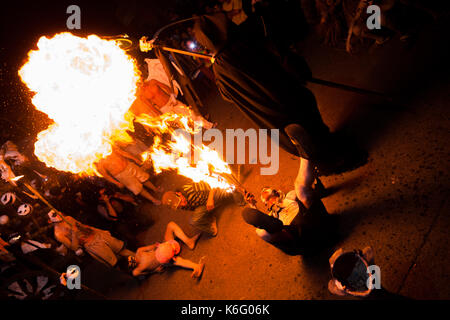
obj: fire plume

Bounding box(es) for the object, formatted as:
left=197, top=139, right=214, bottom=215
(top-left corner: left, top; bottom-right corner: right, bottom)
left=19, top=33, right=234, bottom=191
left=19, top=33, right=140, bottom=175
left=137, top=113, right=234, bottom=191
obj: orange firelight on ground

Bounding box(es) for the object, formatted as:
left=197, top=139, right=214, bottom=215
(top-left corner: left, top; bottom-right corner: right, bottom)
left=19, top=33, right=140, bottom=175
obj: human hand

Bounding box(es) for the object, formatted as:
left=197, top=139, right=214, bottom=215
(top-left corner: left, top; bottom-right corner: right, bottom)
left=346, top=41, right=354, bottom=54
left=191, top=256, right=206, bottom=279
left=206, top=198, right=215, bottom=211
left=244, top=191, right=257, bottom=207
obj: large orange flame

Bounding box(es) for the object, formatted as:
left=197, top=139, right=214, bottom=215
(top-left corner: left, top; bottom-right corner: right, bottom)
left=19, top=33, right=140, bottom=175
left=137, top=113, right=235, bottom=191
left=19, top=33, right=234, bottom=191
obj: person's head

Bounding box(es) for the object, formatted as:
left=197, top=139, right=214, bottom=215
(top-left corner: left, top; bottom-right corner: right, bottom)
left=331, top=251, right=370, bottom=292
left=44, top=180, right=63, bottom=199
left=47, top=210, right=63, bottom=223
left=260, top=187, right=282, bottom=210
left=30, top=178, right=42, bottom=190
left=155, top=240, right=181, bottom=264
left=193, top=13, right=231, bottom=54
left=162, top=191, right=187, bottom=209
left=4, top=148, right=28, bottom=166
left=0, top=214, right=9, bottom=225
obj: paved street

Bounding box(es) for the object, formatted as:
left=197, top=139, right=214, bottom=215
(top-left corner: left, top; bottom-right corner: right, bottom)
left=108, top=18, right=450, bottom=300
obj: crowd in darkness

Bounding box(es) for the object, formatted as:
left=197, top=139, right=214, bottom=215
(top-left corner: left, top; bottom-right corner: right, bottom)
left=155, top=0, right=442, bottom=53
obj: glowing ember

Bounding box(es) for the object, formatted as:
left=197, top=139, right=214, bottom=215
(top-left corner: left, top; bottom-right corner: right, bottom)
left=19, top=33, right=140, bottom=175
left=137, top=113, right=235, bottom=191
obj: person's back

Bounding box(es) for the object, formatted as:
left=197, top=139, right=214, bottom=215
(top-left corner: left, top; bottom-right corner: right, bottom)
left=135, top=247, right=161, bottom=275
left=54, top=215, right=94, bottom=245
left=99, top=152, right=128, bottom=176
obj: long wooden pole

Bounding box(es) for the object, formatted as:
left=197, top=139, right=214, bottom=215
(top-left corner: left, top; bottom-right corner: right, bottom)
left=21, top=181, right=73, bottom=227
left=154, top=44, right=391, bottom=100
left=160, top=46, right=215, bottom=63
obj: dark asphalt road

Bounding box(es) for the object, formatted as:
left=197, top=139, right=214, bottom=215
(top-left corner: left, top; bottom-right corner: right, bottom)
left=107, top=17, right=449, bottom=300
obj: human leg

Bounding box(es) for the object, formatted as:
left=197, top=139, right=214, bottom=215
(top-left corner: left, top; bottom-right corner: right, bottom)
left=139, top=189, right=161, bottom=205
left=294, top=157, right=315, bottom=208
left=164, top=221, right=201, bottom=250
left=284, top=124, right=318, bottom=208
left=118, top=248, right=135, bottom=257
left=190, top=206, right=218, bottom=237
left=143, top=180, right=162, bottom=193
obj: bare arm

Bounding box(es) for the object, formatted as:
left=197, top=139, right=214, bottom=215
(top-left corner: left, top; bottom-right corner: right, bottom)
left=172, top=256, right=197, bottom=270
left=136, top=244, right=158, bottom=254
left=55, top=229, right=78, bottom=251
left=173, top=256, right=205, bottom=278
left=113, top=192, right=138, bottom=205
left=132, top=264, right=147, bottom=277
left=346, top=0, right=367, bottom=53
left=344, top=287, right=371, bottom=297
left=103, top=197, right=118, bottom=219
left=206, top=188, right=217, bottom=211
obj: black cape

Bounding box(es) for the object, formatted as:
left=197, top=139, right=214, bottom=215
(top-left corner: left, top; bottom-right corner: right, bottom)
left=194, top=13, right=330, bottom=156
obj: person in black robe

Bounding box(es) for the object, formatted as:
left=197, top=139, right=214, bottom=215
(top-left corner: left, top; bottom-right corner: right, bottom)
left=193, top=13, right=332, bottom=208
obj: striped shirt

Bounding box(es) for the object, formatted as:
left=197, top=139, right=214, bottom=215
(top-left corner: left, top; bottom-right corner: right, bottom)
left=181, top=181, right=211, bottom=210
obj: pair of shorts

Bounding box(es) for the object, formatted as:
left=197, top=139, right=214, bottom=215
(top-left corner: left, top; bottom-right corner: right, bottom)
left=114, top=162, right=150, bottom=195
left=190, top=206, right=216, bottom=235
left=84, top=231, right=124, bottom=267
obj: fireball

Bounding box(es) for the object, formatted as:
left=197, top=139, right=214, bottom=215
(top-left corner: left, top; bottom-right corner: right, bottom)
left=19, top=33, right=140, bottom=175
left=19, top=33, right=234, bottom=191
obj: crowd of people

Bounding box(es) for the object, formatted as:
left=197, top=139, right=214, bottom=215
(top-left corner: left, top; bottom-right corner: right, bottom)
left=2, top=0, right=441, bottom=299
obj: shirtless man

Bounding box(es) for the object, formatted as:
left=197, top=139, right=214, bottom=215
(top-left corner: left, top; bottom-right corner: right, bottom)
left=95, top=147, right=162, bottom=205
left=128, top=221, right=205, bottom=279
left=48, top=211, right=134, bottom=267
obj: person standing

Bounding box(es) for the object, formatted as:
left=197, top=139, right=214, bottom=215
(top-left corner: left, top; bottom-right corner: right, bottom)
left=194, top=13, right=333, bottom=208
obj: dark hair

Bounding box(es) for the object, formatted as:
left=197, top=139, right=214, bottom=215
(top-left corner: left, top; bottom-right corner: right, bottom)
left=117, top=256, right=135, bottom=275
left=193, top=13, right=230, bottom=54
left=331, top=252, right=361, bottom=288
left=30, top=178, right=42, bottom=190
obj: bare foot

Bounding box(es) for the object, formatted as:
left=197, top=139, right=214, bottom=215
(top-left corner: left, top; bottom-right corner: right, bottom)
left=187, top=233, right=202, bottom=250
left=152, top=199, right=161, bottom=206
left=191, top=256, right=206, bottom=279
